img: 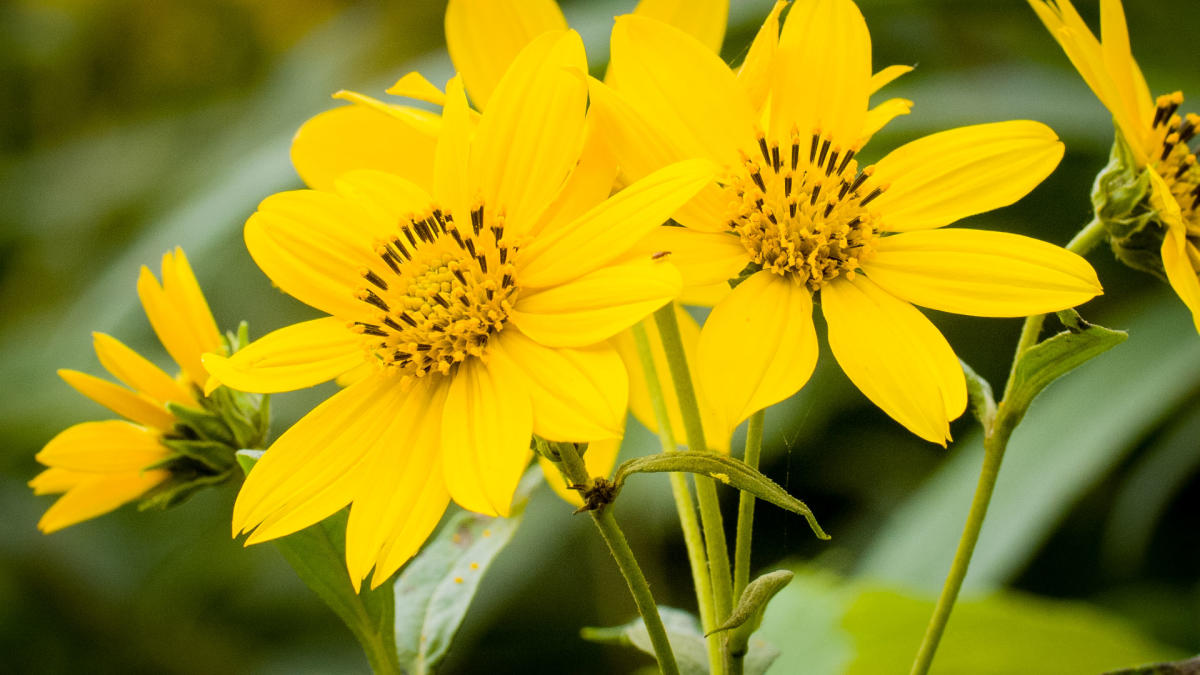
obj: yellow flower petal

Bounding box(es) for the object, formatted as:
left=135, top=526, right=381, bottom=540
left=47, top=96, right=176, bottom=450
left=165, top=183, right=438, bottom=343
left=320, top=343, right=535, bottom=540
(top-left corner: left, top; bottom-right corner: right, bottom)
left=863, top=229, right=1103, bottom=317
left=385, top=71, right=447, bottom=106
left=613, top=305, right=730, bottom=452
left=333, top=170, right=436, bottom=234
left=234, top=371, right=408, bottom=540
left=343, top=378, right=447, bottom=586
left=29, top=467, right=85, bottom=495
left=871, top=120, right=1065, bottom=232
left=34, top=469, right=169, bottom=534
left=1152, top=170, right=1200, bottom=333
left=58, top=369, right=175, bottom=430
left=441, top=357, right=532, bottom=517
left=610, top=15, right=755, bottom=167
left=821, top=276, right=966, bottom=445
left=736, top=0, right=786, bottom=111
left=470, top=30, right=587, bottom=231
left=870, top=64, right=913, bottom=94
left=433, top=75, right=474, bottom=220
left=444, top=0, right=567, bottom=110
left=146, top=248, right=223, bottom=387
left=538, top=436, right=622, bottom=508
left=92, top=332, right=194, bottom=406
left=245, top=190, right=388, bottom=319
left=517, top=158, right=719, bottom=289
left=625, top=226, right=749, bottom=307
left=202, top=317, right=363, bottom=394
left=510, top=257, right=682, bottom=348
left=632, top=0, right=728, bottom=54
left=772, top=0, right=872, bottom=145
left=290, top=102, right=438, bottom=192
left=529, top=123, right=620, bottom=238
left=861, top=98, right=913, bottom=141
left=696, top=271, right=818, bottom=436
left=36, top=421, right=170, bottom=473
left=493, top=330, right=626, bottom=442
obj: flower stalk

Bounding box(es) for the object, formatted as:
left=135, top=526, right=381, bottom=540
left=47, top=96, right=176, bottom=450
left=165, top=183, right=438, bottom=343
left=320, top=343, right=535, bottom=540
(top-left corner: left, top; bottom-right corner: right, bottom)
left=910, top=217, right=1111, bottom=675
left=542, top=439, right=679, bottom=675
left=732, top=409, right=765, bottom=601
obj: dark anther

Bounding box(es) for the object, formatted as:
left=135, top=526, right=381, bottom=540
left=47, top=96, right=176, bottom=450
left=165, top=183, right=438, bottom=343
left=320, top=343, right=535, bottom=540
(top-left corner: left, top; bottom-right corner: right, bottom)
left=791, top=141, right=800, bottom=170
left=485, top=287, right=494, bottom=300
left=432, top=293, right=450, bottom=309
left=356, top=322, right=387, bottom=337
left=448, top=226, right=465, bottom=248
left=1162, top=141, right=1177, bottom=161
left=751, top=169, right=767, bottom=192
left=379, top=250, right=401, bottom=274
left=838, top=179, right=851, bottom=200
left=771, top=144, right=781, bottom=172
left=757, top=136, right=771, bottom=163
left=499, top=247, right=509, bottom=264
left=809, top=133, right=820, bottom=163
left=502, top=273, right=514, bottom=287
left=471, top=206, right=484, bottom=235
left=393, top=350, right=410, bottom=362
left=848, top=171, right=869, bottom=194
left=430, top=323, right=446, bottom=332
left=789, top=201, right=797, bottom=218
left=847, top=216, right=863, bottom=229
left=784, top=174, right=793, bottom=195
left=398, top=312, right=419, bottom=327
left=382, top=317, right=403, bottom=331
left=415, top=343, right=431, bottom=351
left=458, top=294, right=471, bottom=307
left=464, top=238, right=477, bottom=257
left=766, top=211, right=778, bottom=225
left=859, top=186, right=884, bottom=206
left=452, top=268, right=468, bottom=285
left=360, top=289, right=389, bottom=312
left=362, top=269, right=388, bottom=290
left=818, top=139, right=831, bottom=168
left=402, top=226, right=419, bottom=248
left=823, top=202, right=835, bottom=218
left=474, top=334, right=488, bottom=346
left=810, top=183, right=822, bottom=206
left=477, top=253, right=488, bottom=273
left=491, top=225, right=503, bottom=242
left=826, top=149, right=839, bottom=177
left=837, top=149, right=855, bottom=176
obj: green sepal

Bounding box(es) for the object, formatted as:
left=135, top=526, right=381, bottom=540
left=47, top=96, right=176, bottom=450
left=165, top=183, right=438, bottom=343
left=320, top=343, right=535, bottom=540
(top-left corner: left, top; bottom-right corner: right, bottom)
left=1092, top=130, right=1169, bottom=279
left=612, top=451, right=829, bottom=540
left=707, top=570, right=793, bottom=637
left=167, top=401, right=237, bottom=446
left=161, top=438, right=237, bottom=473
left=137, top=469, right=233, bottom=510
left=583, top=607, right=780, bottom=675
left=1005, top=311, right=1127, bottom=423
left=961, top=359, right=997, bottom=429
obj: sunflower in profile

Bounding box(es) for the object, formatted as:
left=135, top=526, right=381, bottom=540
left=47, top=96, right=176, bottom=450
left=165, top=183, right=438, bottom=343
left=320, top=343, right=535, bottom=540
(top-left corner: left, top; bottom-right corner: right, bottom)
left=590, top=0, right=1103, bottom=444
left=1030, top=0, right=1200, bottom=333
left=31, top=249, right=246, bottom=532
left=204, top=31, right=715, bottom=588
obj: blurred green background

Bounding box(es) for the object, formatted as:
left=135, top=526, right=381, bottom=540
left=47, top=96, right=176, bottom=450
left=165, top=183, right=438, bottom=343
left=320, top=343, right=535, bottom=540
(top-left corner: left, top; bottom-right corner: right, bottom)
left=2, top=0, right=1198, bottom=672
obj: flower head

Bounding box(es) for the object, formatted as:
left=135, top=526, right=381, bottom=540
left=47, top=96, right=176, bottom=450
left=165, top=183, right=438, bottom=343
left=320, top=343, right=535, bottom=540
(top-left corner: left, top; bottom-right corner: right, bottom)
left=204, top=31, right=715, bottom=587
left=1030, top=0, right=1200, bottom=332
left=31, top=249, right=255, bottom=533
left=593, top=0, right=1104, bottom=444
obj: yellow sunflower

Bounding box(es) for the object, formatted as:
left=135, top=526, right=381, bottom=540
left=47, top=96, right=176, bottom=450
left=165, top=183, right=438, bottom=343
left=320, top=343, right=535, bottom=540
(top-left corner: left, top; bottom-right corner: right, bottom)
left=203, top=31, right=716, bottom=588
left=591, top=0, right=1104, bottom=444
left=31, top=248, right=227, bottom=533
left=1030, top=0, right=1200, bottom=332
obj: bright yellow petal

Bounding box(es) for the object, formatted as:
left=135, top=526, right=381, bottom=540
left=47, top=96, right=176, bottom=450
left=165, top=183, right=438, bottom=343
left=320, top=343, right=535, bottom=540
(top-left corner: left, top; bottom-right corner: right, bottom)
left=613, top=305, right=730, bottom=452
left=1152, top=171, right=1200, bottom=333
left=35, top=469, right=170, bottom=534
left=30, top=467, right=85, bottom=495
left=441, top=357, right=533, bottom=517
left=632, top=0, right=728, bottom=53
left=529, top=122, right=620, bottom=237
left=58, top=369, right=176, bottom=430
left=92, top=332, right=194, bottom=406
left=517, top=158, right=719, bottom=289
left=151, top=248, right=223, bottom=386
left=871, top=121, right=1065, bottom=232
left=234, top=371, right=406, bottom=541
left=821, top=276, right=966, bottom=445
left=493, top=330, right=626, bottom=442
left=863, top=229, right=1103, bottom=317
left=36, top=421, right=171, bottom=473
left=861, top=98, right=913, bottom=141
left=202, top=317, right=363, bottom=394
left=373, top=474, right=450, bottom=588
left=870, top=64, right=913, bottom=94
left=470, top=30, right=587, bottom=231
left=772, top=0, right=872, bottom=145
left=696, top=271, right=818, bottom=437
left=333, top=170, right=435, bottom=235
left=625, top=226, right=750, bottom=307
left=433, top=75, right=473, bottom=220
left=290, top=102, right=438, bottom=192
left=539, top=436, right=622, bottom=508
left=611, top=15, right=755, bottom=167
left=385, top=71, right=447, bottom=106
left=444, top=0, right=567, bottom=110
left=510, top=257, right=681, bottom=348
left=344, top=377, right=447, bottom=586
left=736, top=1, right=786, bottom=111
left=245, top=189, right=387, bottom=319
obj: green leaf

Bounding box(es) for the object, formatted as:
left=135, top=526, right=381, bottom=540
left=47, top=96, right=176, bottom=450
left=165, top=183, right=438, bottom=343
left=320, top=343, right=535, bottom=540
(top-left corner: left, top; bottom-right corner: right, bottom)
left=961, top=359, right=996, bottom=429
left=708, top=569, right=793, bottom=636
left=582, top=607, right=780, bottom=675
left=1006, top=314, right=1127, bottom=418
left=612, top=451, right=829, bottom=540
left=393, top=469, right=538, bottom=675
left=236, top=451, right=400, bottom=674
left=858, top=295, right=1200, bottom=592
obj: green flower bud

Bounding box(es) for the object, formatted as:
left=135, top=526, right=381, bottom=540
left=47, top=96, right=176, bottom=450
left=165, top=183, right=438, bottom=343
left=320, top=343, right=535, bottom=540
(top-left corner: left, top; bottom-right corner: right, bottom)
left=1092, top=132, right=1168, bottom=280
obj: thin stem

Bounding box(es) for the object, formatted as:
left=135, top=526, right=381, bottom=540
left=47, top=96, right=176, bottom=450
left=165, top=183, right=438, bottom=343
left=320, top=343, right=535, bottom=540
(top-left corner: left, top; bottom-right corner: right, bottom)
left=546, top=440, right=679, bottom=675
left=732, top=410, right=765, bottom=600
left=653, top=305, right=735, bottom=628
left=631, top=322, right=722, bottom=672
left=910, top=216, right=1107, bottom=675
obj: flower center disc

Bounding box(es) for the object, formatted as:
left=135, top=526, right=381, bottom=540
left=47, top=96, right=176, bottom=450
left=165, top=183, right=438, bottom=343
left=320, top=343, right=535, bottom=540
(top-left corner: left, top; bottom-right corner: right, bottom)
left=1152, top=92, right=1200, bottom=239
left=727, top=129, right=884, bottom=291
left=351, top=206, right=517, bottom=379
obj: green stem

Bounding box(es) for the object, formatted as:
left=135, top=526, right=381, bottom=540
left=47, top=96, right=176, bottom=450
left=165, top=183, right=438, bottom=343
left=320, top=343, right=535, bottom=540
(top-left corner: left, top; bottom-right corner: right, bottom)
left=909, top=216, right=1108, bottom=675
left=546, top=440, right=680, bottom=675
left=631, top=321, right=722, bottom=672
left=652, top=306, right=735, bottom=632
left=732, top=410, right=765, bottom=600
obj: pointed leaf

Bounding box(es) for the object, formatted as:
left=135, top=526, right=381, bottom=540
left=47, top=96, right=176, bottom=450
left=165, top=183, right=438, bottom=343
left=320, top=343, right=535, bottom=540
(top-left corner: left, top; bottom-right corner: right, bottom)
left=1007, top=314, right=1127, bottom=416
left=707, top=569, right=793, bottom=636
left=612, top=451, right=829, bottom=540
left=961, top=359, right=996, bottom=429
